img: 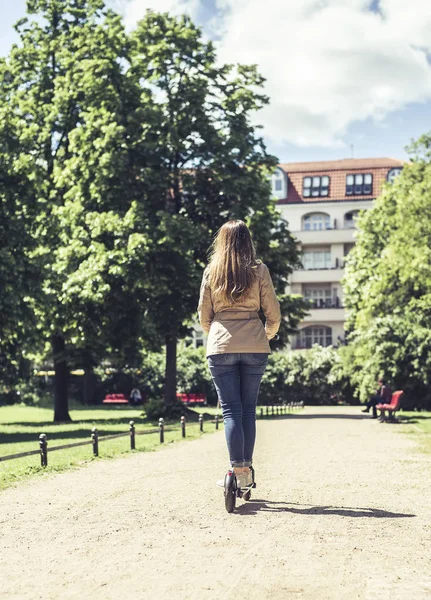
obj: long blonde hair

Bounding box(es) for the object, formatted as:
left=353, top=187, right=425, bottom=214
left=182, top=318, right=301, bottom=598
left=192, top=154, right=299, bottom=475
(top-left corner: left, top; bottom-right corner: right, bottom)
left=207, top=220, right=258, bottom=303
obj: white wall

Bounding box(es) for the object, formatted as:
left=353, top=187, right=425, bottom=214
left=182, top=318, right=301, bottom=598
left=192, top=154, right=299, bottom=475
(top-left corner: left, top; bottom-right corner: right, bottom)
left=278, top=199, right=373, bottom=232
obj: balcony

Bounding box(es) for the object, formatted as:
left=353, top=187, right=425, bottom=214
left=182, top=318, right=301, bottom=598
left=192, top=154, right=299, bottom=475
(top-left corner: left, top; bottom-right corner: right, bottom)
left=292, top=340, right=333, bottom=350
left=294, top=227, right=356, bottom=245
left=306, top=298, right=342, bottom=309
left=290, top=267, right=344, bottom=284
left=303, top=307, right=346, bottom=323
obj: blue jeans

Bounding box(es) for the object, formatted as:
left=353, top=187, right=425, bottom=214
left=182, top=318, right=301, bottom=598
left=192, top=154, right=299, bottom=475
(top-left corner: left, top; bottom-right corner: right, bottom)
left=207, top=353, right=269, bottom=467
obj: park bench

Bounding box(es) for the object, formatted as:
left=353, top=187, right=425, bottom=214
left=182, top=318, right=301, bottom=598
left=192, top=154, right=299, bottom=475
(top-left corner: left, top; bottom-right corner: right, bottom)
left=102, top=393, right=128, bottom=405
left=377, top=390, right=404, bottom=422
left=176, top=393, right=207, bottom=406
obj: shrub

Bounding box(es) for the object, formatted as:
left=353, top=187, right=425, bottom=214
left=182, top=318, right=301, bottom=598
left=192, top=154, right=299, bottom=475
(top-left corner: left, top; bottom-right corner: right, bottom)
left=177, top=343, right=218, bottom=405
left=144, top=398, right=186, bottom=422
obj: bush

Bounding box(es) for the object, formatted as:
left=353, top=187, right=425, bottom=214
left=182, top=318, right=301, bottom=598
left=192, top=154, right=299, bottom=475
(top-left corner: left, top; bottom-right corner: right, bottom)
left=177, top=343, right=218, bottom=405
left=144, top=399, right=186, bottom=422
left=260, top=346, right=353, bottom=406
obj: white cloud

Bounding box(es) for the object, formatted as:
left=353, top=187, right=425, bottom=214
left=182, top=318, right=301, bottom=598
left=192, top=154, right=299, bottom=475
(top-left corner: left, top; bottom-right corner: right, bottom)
left=214, top=0, right=431, bottom=147
left=118, top=0, right=431, bottom=148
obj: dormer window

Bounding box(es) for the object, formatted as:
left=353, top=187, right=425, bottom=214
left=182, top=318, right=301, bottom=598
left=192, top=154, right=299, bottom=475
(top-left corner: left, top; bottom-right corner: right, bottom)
left=270, top=167, right=287, bottom=200
left=387, top=168, right=402, bottom=183
left=346, top=173, right=373, bottom=195
left=303, top=176, right=330, bottom=198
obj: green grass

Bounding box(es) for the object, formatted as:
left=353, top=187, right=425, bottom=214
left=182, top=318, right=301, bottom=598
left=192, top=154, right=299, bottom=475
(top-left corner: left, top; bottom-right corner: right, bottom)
left=394, top=410, right=431, bottom=453
left=0, top=404, right=223, bottom=491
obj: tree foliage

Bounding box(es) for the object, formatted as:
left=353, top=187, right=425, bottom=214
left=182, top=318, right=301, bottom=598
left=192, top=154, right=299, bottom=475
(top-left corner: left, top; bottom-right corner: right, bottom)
left=130, top=11, right=307, bottom=403
left=0, top=4, right=306, bottom=415
left=343, top=134, right=431, bottom=408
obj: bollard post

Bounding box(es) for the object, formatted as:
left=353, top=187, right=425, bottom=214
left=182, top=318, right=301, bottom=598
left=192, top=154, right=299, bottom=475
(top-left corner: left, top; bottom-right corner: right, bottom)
left=260, top=407, right=263, bottom=419
left=129, top=421, right=136, bottom=450
left=159, top=418, right=164, bottom=443
left=39, top=433, right=47, bottom=467
left=199, top=414, right=204, bottom=432
left=271, top=405, right=274, bottom=416
left=266, top=406, right=269, bottom=416
left=91, top=428, right=99, bottom=456
left=215, top=415, right=219, bottom=430
left=181, top=416, right=186, bottom=438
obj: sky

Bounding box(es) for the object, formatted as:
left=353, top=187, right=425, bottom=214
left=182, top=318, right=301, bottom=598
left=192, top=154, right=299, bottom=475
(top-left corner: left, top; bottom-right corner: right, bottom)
left=1, top=0, right=430, bottom=163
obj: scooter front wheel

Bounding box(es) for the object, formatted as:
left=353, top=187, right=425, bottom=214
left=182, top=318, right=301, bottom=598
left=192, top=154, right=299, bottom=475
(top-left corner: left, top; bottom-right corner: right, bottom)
left=224, top=471, right=236, bottom=513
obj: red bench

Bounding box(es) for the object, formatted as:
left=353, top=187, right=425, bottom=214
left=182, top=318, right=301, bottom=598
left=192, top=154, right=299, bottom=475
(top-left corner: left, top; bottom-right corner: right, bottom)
left=177, top=393, right=207, bottom=406
left=102, top=393, right=128, bottom=405
left=377, top=390, right=404, bottom=422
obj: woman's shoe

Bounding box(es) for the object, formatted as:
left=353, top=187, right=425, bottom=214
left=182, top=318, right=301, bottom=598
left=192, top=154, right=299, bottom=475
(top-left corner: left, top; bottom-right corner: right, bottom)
left=235, top=467, right=253, bottom=489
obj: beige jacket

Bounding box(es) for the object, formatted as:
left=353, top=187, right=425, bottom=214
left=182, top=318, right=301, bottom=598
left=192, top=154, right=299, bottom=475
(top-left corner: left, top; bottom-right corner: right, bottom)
left=198, top=262, right=281, bottom=357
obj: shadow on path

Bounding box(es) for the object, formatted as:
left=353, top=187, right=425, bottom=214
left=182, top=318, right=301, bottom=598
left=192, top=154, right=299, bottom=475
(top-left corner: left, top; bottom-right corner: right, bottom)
left=236, top=499, right=416, bottom=519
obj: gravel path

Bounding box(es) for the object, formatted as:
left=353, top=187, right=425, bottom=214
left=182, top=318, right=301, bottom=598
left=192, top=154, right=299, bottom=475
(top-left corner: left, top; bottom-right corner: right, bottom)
left=1, top=406, right=431, bottom=600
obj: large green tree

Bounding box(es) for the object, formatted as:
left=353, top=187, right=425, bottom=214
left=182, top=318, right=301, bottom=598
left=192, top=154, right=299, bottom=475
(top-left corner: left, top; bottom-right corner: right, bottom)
left=0, top=95, right=38, bottom=391
left=1, top=0, right=160, bottom=419
left=1, top=4, right=306, bottom=416
left=131, top=11, right=306, bottom=405
left=343, top=134, right=431, bottom=407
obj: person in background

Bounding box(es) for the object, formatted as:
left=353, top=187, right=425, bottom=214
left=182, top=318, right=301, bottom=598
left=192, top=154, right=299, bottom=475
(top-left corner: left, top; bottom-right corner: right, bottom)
left=198, top=219, right=281, bottom=489
left=129, top=387, right=142, bottom=406
left=362, top=378, right=392, bottom=418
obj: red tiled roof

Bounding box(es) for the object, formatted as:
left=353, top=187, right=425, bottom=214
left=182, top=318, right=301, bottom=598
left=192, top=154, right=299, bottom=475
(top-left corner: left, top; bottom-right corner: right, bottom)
left=279, top=157, right=404, bottom=173
left=277, top=157, right=405, bottom=204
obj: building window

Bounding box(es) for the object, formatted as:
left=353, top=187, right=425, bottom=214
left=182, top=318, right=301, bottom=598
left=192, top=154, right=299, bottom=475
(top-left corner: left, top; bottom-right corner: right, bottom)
left=303, top=213, right=331, bottom=231
left=304, top=287, right=331, bottom=308
left=387, top=168, right=402, bottom=183
left=344, top=210, right=360, bottom=229
left=270, top=168, right=287, bottom=200
left=194, top=330, right=204, bottom=348
left=346, top=173, right=373, bottom=195
left=302, top=250, right=332, bottom=270
left=344, top=243, right=355, bottom=255
left=303, top=176, right=330, bottom=198
left=304, top=287, right=341, bottom=308
left=301, top=326, right=332, bottom=348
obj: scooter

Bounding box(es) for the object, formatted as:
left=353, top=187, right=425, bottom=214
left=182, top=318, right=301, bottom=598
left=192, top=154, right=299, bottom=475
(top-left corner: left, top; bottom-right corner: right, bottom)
left=223, top=466, right=256, bottom=513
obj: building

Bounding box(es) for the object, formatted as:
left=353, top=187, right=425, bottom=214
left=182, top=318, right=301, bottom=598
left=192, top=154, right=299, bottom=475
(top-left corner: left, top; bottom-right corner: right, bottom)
left=273, top=157, right=404, bottom=349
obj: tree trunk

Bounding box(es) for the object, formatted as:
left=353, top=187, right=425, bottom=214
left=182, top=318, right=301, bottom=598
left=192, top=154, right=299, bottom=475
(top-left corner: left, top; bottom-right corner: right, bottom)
left=83, top=368, right=96, bottom=405
left=52, top=334, right=71, bottom=422
left=164, top=334, right=177, bottom=406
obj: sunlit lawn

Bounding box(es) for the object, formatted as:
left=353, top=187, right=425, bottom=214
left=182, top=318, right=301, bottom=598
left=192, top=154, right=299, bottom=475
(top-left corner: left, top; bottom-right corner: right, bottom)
left=0, top=404, right=223, bottom=491
left=395, top=410, right=431, bottom=453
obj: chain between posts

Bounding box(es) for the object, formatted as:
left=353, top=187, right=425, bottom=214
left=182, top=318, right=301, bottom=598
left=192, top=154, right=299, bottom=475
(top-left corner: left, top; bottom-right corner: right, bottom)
left=5, top=408, right=241, bottom=468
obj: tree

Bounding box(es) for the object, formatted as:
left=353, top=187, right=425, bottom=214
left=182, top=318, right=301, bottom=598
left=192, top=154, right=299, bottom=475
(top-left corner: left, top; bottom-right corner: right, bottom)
left=1, top=0, right=157, bottom=419
left=131, top=11, right=306, bottom=405
left=343, top=133, right=431, bottom=407
left=0, top=93, right=38, bottom=392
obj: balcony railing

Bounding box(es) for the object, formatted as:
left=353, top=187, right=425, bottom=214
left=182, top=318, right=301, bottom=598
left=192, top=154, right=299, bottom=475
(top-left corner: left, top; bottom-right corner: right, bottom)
left=305, top=297, right=343, bottom=309
left=292, top=339, right=333, bottom=350
left=302, top=218, right=357, bottom=232
left=299, top=259, right=345, bottom=271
